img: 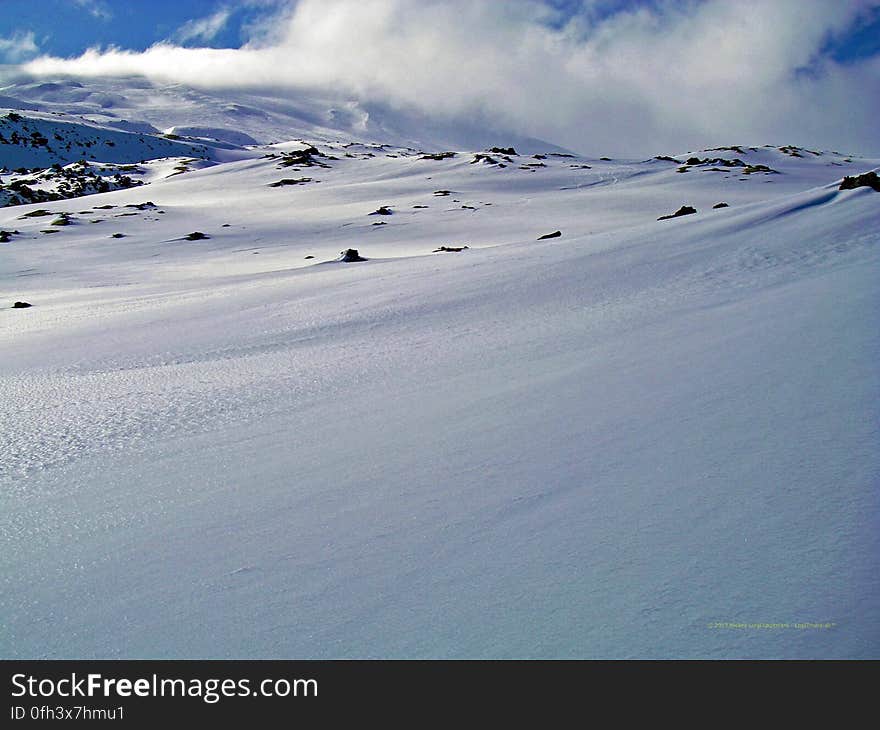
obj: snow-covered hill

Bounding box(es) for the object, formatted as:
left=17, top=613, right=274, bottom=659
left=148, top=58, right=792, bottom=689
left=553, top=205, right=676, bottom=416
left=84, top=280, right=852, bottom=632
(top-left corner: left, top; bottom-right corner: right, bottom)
left=0, top=109, right=222, bottom=169
left=1, top=80, right=878, bottom=660
left=0, top=106, right=265, bottom=206
left=0, top=75, right=570, bottom=153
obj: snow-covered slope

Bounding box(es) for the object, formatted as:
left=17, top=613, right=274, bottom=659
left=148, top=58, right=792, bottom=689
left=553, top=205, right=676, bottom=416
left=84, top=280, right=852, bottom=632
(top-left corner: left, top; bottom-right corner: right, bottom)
left=0, top=109, right=224, bottom=169
left=0, top=107, right=264, bottom=205
left=1, top=94, right=878, bottom=659
left=0, top=75, right=570, bottom=153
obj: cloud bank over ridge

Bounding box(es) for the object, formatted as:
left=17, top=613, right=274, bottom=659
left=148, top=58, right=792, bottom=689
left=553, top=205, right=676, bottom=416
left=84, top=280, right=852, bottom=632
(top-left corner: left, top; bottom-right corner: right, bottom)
left=18, top=0, right=880, bottom=155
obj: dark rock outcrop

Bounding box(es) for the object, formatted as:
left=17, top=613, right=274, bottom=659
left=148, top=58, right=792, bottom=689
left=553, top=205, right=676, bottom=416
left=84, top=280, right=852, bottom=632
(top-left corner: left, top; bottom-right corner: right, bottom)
left=713, top=202, right=729, bottom=209
left=471, top=154, right=509, bottom=167
left=339, top=248, right=366, bottom=262
left=537, top=230, right=562, bottom=240
left=839, top=171, right=880, bottom=192
left=12, top=301, right=31, bottom=308
left=658, top=205, right=697, bottom=221
left=707, top=145, right=747, bottom=155
left=421, top=152, right=456, bottom=161
left=276, top=146, right=329, bottom=169
left=684, top=156, right=747, bottom=168
left=184, top=231, right=209, bottom=240
left=269, top=177, right=313, bottom=187
left=779, top=145, right=820, bottom=158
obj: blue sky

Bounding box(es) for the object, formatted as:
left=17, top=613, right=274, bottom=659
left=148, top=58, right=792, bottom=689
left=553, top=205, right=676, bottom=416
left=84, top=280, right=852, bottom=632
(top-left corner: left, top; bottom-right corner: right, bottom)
left=2, top=0, right=878, bottom=62
left=0, top=1, right=285, bottom=57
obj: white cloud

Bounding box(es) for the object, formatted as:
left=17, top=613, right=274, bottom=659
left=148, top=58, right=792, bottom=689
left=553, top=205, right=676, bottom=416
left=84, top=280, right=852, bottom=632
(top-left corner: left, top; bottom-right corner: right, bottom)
left=173, top=8, right=234, bottom=44
left=0, top=31, right=39, bottom=63
left=21, top=0, right=880, bottom=155
left=71, top=0, right=112, bottom=20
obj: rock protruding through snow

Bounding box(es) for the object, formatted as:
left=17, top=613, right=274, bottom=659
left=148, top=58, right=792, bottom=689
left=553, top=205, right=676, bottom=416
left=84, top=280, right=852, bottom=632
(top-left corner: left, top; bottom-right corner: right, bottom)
left=839, top=171, right=880, bottom=192
left=658, top=205, right=697, bottom=221
left=338, top=248, right=367, bottom=262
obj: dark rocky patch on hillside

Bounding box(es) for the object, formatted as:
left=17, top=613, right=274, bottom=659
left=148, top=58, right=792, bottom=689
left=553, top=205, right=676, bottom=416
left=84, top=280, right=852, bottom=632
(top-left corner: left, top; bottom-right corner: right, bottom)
left=1, top=159, right=144, bottom=208
left=269, top=177, right=314, bottom=187
left=421, top=152, right=456, bottom=161
left=839, top=171, right=880, bottom=191
left=706, top=145, right=749, bottom=155
left=275, top=146, right=330, bottom=169
left=339, top=248, right=366, bottom=262
left=778, top=145, right=821, bottom=158
left=658, top=205, right=697, bottom=221
left=471, top=153, right=511, bottom=168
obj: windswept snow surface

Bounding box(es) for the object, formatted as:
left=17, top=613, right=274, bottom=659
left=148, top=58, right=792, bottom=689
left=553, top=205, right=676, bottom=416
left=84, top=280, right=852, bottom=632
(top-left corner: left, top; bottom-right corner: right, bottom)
left=1, top=133, right=878, bottom=658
